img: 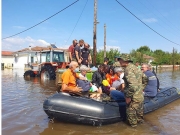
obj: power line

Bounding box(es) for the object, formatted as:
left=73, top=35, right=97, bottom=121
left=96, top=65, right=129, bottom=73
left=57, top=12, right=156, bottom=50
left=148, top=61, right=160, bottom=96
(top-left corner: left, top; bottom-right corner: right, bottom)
left=65, top=0, right=88, bottom=45
left=136, top=0, right=180, bottom=37
left=2, top=0, right=80, bottom=40
left=146, top=0, right=180, bottom=33
left=115, top=0, right=180, bottom=46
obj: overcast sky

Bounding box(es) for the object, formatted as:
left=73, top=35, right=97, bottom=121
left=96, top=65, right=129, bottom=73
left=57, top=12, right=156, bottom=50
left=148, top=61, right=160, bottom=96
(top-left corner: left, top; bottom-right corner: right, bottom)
left=2, top=0, right=180, bottom=53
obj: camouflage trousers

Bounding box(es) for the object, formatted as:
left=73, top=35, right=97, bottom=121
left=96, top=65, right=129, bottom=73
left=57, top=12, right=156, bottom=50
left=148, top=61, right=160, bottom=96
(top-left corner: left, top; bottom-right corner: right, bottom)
left=126, top=101, right=144, bottom=126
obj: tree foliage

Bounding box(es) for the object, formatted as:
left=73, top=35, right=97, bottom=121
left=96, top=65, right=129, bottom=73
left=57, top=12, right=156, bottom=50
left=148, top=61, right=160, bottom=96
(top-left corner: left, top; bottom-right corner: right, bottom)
left=129, top=46, right=180, bottom=65
left=94, top=49, right=121, bottom=65
left=91, top=46, right=180, bottom=66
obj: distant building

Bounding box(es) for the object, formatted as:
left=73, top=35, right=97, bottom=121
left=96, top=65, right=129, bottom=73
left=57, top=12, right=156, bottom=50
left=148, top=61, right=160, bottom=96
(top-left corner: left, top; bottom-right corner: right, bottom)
left=1, top=51, right=14, bottom=69
left=143, top=54, right=154, bottom=64
left=13, top=45, right=69, bottom=69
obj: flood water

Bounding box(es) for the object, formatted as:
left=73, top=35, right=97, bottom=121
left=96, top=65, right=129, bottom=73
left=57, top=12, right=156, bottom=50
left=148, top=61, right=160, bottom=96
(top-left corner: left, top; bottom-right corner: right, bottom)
left=2, top=68, right=180, bottom=135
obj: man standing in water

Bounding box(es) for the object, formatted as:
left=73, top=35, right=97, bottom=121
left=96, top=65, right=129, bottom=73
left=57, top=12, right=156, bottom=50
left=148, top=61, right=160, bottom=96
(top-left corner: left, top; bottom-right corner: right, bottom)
left=118, top=54, right=148, bottom=127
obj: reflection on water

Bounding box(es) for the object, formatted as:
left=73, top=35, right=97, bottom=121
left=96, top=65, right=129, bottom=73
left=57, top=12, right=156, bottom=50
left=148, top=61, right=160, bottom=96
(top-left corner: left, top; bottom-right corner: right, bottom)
left=2, top=69, right=180, bottom=135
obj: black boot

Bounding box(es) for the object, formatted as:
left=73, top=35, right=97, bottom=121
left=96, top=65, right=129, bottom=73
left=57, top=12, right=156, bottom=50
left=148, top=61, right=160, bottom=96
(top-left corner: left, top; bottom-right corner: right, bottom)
left=119, top=105, right=126, bottom=121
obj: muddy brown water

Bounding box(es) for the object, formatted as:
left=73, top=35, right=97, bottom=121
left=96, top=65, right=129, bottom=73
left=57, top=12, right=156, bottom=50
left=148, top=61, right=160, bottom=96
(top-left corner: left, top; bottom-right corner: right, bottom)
left=2, top=69, right=180, bottom=135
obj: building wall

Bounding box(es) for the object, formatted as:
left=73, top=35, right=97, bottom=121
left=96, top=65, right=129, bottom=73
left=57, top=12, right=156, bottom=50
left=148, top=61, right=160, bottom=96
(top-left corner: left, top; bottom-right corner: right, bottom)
left=13, top=55, right=28, bottom=69
left=1, top=56, right=14, bottom=68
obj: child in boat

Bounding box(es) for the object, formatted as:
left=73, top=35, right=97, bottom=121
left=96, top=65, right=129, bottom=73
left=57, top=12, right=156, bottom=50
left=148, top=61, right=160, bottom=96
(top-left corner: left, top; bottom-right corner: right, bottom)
left=106, top=66, right=119, bottom=86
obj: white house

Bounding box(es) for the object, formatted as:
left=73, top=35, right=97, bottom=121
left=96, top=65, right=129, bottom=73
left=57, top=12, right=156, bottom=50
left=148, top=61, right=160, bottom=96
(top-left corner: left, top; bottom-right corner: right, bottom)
left=143, top=54, right=154, bottom=64
left=1, top=51, right=14, bottom=69
left=13, top=45, right=69, bottom=69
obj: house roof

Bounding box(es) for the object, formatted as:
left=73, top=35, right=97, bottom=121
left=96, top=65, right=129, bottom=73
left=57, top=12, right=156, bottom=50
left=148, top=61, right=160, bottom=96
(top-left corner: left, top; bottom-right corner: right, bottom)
left=15, top=46, right=68, bottom=53
left=143, top=54, right=154, bottom=59
left=1, top=51, right=14, bottom=56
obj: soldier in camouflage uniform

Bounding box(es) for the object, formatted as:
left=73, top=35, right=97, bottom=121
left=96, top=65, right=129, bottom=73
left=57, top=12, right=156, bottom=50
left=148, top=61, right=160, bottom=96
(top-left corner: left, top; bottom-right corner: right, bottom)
left=113, top=56, right=121, bottom=67
left=119, top=54, right=148, bottom=127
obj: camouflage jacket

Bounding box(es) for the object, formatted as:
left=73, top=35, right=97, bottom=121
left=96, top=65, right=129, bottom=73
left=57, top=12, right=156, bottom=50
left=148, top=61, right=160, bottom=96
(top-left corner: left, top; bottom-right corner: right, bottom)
left=113, top=61, right=121, bottom=67
left=123, top=63, right=148, bottom=102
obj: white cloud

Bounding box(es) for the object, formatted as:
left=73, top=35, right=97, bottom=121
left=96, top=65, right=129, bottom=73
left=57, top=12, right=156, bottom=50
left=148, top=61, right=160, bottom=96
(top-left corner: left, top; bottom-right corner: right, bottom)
left=142, top=18, right=157, bottom=23
left=108, top=40, right=119, bottom=43
left=13, top=26, right=26, bottom=29
left=2, top=36, right=50, bottom=51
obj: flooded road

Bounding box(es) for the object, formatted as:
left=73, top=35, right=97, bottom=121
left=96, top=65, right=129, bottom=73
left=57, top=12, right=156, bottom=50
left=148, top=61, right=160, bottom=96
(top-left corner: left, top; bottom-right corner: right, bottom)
left=2, top=69, right=180, bottom=135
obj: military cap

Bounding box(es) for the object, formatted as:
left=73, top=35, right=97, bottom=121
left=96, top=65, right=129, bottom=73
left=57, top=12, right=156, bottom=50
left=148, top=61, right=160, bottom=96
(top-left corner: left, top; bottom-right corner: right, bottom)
left=114, top=56, right=120, bottom=58
left=119, top=54, right=133, bottom=62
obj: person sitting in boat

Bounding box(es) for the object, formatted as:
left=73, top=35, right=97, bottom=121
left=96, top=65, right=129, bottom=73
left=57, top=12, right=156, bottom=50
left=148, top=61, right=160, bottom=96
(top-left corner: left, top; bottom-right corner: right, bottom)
left=141, top=63, right=158, bottom=97
left=91, top=64, right=106, bottom=94
left=106, top=66, right=119, bottom=86
left=148, top=63, right=160, bottom=91
left=109, top=67, right=126, bottom=121
left=77, top=64, right=102, bottom=99
left=111, top=67, right=125, bottom=91
left=76, top=65, right=92, bottom=93
left=79, top=65, right=90, bottom=80
left=61, top=61, right=85, bottom=93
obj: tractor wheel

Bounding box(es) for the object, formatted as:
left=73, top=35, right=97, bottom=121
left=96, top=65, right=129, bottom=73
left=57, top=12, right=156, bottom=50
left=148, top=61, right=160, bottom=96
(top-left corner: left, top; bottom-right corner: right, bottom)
left=40, top=65, right=56, bottom=80
left=24, top=70, right=35, bottom=78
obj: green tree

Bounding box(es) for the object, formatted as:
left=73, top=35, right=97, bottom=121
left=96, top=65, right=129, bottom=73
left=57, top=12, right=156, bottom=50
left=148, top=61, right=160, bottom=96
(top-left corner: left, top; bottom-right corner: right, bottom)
left=153, top=50, right=167, bottom=65
left=136, top=45, right=153, bottom=56
left=95, top=49, right=121, bottom=65
left=130, top=49, right=145, bottom=63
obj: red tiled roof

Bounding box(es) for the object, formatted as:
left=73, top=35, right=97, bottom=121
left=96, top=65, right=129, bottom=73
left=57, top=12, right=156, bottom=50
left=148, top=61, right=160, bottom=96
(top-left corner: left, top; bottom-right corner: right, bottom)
left=16, top=46, right=68, bottom=52
left=1, top=51, right=14, bottom=56
left=143, top=54, right=154, bottom=59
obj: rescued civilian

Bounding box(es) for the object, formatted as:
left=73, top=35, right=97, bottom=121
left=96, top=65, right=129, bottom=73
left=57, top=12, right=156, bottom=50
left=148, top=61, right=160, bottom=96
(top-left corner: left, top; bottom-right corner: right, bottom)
left=141, top=63, right=158, bottom=97
left=61, top=61, right=84, bottom=92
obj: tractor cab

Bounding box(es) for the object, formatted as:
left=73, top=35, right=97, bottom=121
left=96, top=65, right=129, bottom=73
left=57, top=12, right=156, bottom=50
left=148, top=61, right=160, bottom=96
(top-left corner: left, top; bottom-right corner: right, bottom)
left=23, top=45, right=69, bottom=80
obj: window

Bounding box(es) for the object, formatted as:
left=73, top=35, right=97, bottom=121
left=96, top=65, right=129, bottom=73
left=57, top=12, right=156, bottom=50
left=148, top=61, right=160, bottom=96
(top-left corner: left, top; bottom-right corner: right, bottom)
left=46, top=52, right=50, bottom=62
left=53, top=52, right=64, bottom=62
left=31, top=57, right=34, bottom=63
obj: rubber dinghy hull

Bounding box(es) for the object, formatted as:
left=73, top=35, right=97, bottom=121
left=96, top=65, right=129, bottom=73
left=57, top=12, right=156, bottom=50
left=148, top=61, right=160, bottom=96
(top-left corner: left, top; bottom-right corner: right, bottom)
left=43, top=87, right=180, bottom=126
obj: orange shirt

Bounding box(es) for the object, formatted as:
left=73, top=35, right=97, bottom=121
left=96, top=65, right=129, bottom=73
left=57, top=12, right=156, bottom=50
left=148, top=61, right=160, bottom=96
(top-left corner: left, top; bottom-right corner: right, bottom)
left=61, top=69, right=79, bottom=88
left=106, top=73, right=119, bottom=86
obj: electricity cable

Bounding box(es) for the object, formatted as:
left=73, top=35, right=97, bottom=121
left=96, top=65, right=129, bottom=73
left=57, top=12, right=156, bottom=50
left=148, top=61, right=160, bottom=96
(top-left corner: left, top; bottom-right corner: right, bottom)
left=2, top=0, right=80, bottom=40
left=146, top=0, right=180, bottom=32
left=137, top=0, right=180, bottom=37
left=115, top=0, right=180, bottom=46
left=65, top=0, right=88, bottom=45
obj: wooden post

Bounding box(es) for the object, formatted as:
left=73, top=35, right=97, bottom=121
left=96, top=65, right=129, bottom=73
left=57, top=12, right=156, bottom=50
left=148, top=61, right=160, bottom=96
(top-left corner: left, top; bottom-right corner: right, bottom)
left=172, top=47, right=174, bottom=70
left=104, top=24, right=106, bottom=58
left=93, top=0, right=97, bottom=66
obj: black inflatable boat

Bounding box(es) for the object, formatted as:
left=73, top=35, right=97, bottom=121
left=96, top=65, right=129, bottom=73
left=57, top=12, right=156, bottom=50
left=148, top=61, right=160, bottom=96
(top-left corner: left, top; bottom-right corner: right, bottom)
left=43, top=87, right=180, bottom=126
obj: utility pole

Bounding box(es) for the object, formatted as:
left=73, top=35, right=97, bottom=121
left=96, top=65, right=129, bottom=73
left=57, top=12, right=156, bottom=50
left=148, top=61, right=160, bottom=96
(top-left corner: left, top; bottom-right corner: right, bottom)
left=93, top=0, right=97, bottom=66
left=104, top=24, right=106, bottom=58
left=172, top=47, right=175, bottom=70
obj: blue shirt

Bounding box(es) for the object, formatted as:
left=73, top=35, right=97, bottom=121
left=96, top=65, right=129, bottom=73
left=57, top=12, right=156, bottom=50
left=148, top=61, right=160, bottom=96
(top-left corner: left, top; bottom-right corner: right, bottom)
left=144, top=70, right=158, bottom=97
